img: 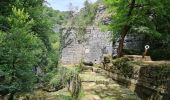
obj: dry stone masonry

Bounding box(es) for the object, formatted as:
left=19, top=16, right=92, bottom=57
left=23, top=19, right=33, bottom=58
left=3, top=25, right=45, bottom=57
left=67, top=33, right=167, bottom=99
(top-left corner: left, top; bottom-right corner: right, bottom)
left=61, top=26, right=112, bottom=65
left=61, top=4, right=145, bottom=65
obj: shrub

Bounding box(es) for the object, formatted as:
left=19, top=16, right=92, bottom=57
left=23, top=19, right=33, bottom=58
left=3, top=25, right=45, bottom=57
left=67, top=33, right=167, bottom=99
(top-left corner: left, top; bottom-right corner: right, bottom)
left=149, top=46, right=170, bottom=60
left=48, top=67, right=82, bottom=99
left=112, top=57, right=134, bottom=78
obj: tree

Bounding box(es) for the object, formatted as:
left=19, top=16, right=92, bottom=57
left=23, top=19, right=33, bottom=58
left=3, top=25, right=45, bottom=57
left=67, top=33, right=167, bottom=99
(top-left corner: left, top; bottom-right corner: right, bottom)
left=105, top=0, right=170, bottom=57
left=0, top=0, right=65, bottom=99
left=105, top=0, right=137, bottom=57
left=0, top=7, right=44, bottom=99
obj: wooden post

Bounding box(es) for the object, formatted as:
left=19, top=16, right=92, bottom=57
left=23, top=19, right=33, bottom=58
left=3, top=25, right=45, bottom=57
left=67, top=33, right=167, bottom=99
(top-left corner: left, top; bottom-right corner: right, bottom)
left=142, top=45, right=150, bottom=59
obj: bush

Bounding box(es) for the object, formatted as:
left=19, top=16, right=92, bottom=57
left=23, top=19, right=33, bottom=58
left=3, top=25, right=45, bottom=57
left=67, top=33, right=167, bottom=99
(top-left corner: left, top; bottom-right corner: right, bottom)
left=123, top=49, right=141, bottom=55
left=43, top=67, right=82, bottom=99
left=149, top=46, right=170, bottom=60
left=112, top=57, right=134, bottom=78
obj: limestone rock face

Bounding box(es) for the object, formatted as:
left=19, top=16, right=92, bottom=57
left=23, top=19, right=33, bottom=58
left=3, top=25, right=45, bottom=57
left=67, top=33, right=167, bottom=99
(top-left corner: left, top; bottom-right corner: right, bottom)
left=95, top=4, right=145, bottom=54
left=113, top=34, right=145, bottom=55
left=95, top=4, right=112, bottom=25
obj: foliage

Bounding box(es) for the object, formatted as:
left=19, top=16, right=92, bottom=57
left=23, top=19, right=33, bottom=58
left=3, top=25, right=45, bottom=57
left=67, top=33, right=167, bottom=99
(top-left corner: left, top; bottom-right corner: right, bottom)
left=147, top=34, right=170, bottom=60
left=76, top=0, right=97, bottom=39
left=74, top=62, right=85, bottom=72
left=123, top=49, right=141, bottom=55
left=105, top=0, right=170, bottom=57
left=65, top=0, right=97, bottom=42
left=149, top=46, right=170, bottom=60
left=49, top=67, right=81, bottom=99
left=44, top=6, right=68, bottom=25
left=97, top=22, right=110, bottom=32
left=105, top=0, right=163, bottom=36
left=49, top=67, right=72, bottom=87
left=0, top=0, right=64, bottom=98
left=112, top=57, right=134, bottom=78
left=0, top=7, right=44, bottom=95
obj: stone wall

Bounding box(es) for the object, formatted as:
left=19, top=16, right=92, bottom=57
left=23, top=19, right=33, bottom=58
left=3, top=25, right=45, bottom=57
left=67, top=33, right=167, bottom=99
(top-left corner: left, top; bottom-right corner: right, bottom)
left=61, top=4, right=113, bottom=65
left=84, top=26, right=112, bottom=64
left=61, top=4, right=145, bottom=65
left=136, top=63, right=170, bottom=100
left=61, top=30, right=85, bottom=64
left=61, top=26, right=112, bottom=65
left=101, top=57, right=170, bottom=100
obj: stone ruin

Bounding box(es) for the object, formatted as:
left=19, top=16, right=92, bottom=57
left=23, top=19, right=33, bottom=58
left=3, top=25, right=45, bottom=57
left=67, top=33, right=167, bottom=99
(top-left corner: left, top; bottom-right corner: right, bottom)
left=61, top=4, right=113, bottom=65
left=61, top=4, right=145, bottom=65
left=61, top=26, right=112, bottom=65
left=61, top=28, right=144, bottom=65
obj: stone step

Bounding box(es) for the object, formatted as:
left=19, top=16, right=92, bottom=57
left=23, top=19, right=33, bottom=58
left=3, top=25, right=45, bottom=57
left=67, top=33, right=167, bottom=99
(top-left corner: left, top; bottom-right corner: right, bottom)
left=80, top=66, right=140, bottom=100
left=80, top=68, right=116, bottom=86
left=124, top=55, right=152, bottom=61
left=81, top=80, right=115, bottom=85
left=80, top=72, right=111, bottom=81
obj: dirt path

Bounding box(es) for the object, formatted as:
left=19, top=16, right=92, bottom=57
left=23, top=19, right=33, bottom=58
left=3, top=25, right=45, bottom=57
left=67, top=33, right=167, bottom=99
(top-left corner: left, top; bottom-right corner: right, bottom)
left=79, top=66, right=140, bottom=100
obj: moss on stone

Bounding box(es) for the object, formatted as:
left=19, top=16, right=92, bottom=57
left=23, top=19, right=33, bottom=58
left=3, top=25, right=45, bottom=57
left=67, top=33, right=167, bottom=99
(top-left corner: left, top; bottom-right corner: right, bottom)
left=112, top=57, right=134, bottom=78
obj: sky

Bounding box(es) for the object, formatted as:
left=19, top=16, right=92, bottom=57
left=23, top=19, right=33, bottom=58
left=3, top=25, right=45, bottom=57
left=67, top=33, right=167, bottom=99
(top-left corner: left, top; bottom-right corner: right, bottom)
left=46, top=0, right=97, bottom=11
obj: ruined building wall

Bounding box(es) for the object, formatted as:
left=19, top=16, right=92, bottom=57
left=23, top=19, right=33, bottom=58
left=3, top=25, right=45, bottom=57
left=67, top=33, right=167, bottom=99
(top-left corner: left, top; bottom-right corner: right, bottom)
left=84, top=27, right=112, bottom=64
left=61, top=26, right=112, bottom=65
left=61, top=4, right=145, bottom=65
left=61, top=30, right=85, bottom=64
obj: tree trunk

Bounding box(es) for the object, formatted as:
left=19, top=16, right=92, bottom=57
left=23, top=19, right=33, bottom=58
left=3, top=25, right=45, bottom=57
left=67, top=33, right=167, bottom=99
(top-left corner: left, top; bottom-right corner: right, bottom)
left=117, top=0, right=136, bottom=58
left=117, top=25, right=131, bottom=57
